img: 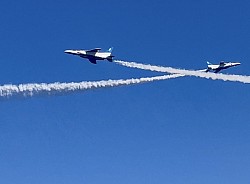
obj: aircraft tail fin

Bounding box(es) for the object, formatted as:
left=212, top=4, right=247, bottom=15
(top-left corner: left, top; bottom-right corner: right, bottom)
left=107, top=47, right=114, bottom=53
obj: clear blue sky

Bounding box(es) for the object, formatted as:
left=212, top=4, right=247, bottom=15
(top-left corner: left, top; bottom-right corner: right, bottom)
left=0, top=0, right=250, bottom=183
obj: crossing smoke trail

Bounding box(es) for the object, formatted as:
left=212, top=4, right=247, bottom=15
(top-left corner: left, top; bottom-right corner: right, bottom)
left=0, top=74, right=183, bottom=99
left=114, top=60, right=250, bottom=84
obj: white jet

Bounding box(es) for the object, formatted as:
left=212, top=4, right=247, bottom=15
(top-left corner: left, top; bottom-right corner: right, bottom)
left=64, top=47, right=114, bottom=64
left=205, top=61, right=241, bottom=73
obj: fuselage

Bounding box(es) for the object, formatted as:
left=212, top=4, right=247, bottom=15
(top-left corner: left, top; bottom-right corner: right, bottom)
left=64, top=50, right=112, bottom=60
left=207, top=62, right=241, bottom=73
left=64, top=48, right=114, bottom=64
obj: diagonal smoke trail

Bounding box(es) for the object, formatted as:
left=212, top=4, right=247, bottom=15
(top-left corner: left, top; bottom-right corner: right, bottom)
left=114, top=60, right=250, bottom=84
left=0, top=74, right=183, bottom=99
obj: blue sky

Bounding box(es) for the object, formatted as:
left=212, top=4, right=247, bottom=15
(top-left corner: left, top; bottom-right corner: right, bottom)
left=0, top=0, right=250, bottom=183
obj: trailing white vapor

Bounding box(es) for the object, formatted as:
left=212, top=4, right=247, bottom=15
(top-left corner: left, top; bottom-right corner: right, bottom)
left=114, top=60, right=250, bottom=84
left=0, top=74, right=183, bottom=99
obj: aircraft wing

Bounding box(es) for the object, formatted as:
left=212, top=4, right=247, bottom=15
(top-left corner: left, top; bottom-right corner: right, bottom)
left=86, top=48, right=101, bottom=53
left=214, top=68, right=222, bottom=73
left=88, top=58, right=97, bottom=64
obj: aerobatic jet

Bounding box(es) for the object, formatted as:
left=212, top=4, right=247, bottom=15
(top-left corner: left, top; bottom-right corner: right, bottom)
left=205, top=61, right=241, bottom=73
left=64, top=47, right=114, bottom=64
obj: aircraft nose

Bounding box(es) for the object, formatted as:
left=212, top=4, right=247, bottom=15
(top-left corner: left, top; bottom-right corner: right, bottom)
left=64, top=50, right=71, bottom=54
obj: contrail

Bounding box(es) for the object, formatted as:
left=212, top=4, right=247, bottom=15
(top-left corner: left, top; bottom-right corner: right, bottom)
left=0, top=74, right=183, bottom=99
left=114, top=60, right=250, bottom=84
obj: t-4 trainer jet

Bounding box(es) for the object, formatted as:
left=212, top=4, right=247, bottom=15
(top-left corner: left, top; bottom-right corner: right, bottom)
left=205, top=61, right=241, bottom=73
left=64, top=47, right=114, bottom=64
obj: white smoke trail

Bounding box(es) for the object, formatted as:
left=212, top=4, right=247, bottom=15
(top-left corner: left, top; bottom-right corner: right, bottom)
left=0, top=74, right=183, bottom=99
left=114, top=60, right=250, bottom=84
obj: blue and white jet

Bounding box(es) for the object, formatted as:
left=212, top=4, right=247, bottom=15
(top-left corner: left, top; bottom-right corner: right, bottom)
left=205, top=61, right=241, bottom=73
left=64, top=47, right=114, bottom=64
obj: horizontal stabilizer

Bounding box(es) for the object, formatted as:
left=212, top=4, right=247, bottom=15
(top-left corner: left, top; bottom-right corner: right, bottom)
left=107, top=56, right=114, bottom=62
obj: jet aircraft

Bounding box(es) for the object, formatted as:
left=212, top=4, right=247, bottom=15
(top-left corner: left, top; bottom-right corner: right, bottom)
left=205, top=61, right=241, bottom=73
left=64, top=47, right=114, bottom=64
